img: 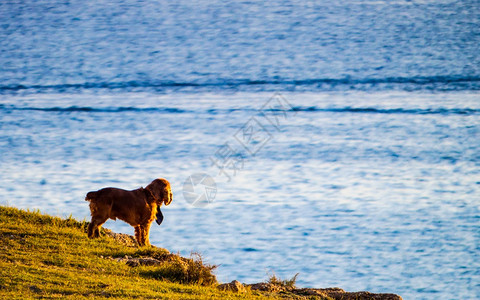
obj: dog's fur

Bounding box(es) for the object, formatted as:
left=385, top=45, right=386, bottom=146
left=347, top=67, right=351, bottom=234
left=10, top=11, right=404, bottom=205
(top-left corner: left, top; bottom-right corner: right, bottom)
left=85, top=178, right=172, bottom=246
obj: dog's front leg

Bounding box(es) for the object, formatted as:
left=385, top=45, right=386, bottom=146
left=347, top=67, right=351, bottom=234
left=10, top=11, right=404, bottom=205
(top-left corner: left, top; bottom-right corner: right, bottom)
left=137, top=222, right=152, bottom=246
left=134, top=225, right=142, bottom=245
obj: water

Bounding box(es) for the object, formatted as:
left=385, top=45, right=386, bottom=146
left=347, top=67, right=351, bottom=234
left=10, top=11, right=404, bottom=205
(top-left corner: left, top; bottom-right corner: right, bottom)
left=1, top=0, right=480, bottom=92
left=1, top=1, right=479, bottom=299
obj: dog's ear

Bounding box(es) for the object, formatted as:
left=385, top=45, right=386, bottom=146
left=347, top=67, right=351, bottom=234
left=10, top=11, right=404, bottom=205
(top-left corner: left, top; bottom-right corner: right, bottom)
left=163, top=182, right=172, bottom=206
left=146, top=178, right=172, bottom=206
left=160, top=178, right=172, bottom=206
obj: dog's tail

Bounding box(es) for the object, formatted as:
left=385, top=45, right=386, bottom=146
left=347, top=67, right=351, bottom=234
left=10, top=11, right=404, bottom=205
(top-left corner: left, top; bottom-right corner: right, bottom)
left=85, top=191, right=97, bottom=201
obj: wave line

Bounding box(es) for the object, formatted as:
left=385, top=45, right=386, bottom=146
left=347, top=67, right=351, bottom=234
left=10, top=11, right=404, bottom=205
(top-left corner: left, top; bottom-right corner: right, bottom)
left=0, top=75, right=479, bottom=92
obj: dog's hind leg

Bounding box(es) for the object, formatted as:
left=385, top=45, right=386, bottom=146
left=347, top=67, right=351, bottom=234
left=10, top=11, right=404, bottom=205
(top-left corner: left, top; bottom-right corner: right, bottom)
left=88, top=216, right=108, bottom=238
left=87, top=201, right=110, bottom=238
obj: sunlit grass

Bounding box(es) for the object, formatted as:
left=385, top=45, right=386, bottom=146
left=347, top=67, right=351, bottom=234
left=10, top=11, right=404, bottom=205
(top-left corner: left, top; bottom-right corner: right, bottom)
left=0, top=206, right=276, bottom=299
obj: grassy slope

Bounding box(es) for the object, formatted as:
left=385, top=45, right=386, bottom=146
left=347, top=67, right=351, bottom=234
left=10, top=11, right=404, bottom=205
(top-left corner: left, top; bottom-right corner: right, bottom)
left=0, top=206, right=278, bottom=299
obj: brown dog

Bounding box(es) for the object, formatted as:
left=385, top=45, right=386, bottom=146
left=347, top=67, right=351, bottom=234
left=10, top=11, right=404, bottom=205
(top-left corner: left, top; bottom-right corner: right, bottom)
left=85, top=178, right=172, bottom=246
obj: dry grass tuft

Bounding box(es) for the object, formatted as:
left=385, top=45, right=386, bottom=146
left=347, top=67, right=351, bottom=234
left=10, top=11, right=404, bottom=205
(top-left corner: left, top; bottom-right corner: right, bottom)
left=140, top=252, right=217, bottom=286
left=267, top=272, right=299, bottom=289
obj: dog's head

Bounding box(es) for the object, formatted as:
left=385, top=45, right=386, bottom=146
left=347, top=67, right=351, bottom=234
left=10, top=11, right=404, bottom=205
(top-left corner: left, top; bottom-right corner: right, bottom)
left=146, top=178, right=172, bottom=206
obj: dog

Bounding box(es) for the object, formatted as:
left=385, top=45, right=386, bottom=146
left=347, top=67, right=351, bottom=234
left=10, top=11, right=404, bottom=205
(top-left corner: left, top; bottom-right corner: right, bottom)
left=85, top=178, right=172, bottom=246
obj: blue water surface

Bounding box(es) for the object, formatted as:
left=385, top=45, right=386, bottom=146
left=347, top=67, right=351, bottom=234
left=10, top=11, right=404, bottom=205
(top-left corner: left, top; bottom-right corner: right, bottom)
left=1, top=1, right=479, bottom=299
left=1, top=0, right=479, bottom=92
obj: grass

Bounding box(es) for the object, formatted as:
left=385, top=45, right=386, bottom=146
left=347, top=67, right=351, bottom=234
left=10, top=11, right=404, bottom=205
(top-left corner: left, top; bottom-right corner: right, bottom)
left=0, top=206, right=279, bottom=299
left=268, top=272, right=299, bottom=289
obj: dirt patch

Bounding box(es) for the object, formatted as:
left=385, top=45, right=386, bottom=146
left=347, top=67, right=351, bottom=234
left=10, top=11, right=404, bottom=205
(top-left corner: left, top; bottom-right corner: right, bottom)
left=217, top=280, right=247, bottom=293
left=102, top=229, right=138, bottom=247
